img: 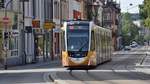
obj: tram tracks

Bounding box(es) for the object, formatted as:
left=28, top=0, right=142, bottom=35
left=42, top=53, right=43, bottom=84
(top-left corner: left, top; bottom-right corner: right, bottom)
left=125, top=55, right=150, bottom=80
left=111, top=54, right=150, bottom=80
left=68, top=71, right=89, bottom=84
left=68, top=70, right=105, bottom=84
left=66, top=55, right=148, bottom=84
left=50, top=54, right=149, bottom=84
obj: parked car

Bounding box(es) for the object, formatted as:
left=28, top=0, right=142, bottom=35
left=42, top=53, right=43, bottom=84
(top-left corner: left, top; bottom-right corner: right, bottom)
left=124, top=46, right=131, bottom=51
left=130, top=42, right=138, bottom=48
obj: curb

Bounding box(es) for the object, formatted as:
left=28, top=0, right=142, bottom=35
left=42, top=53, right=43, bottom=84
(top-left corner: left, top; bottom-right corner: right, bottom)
left=113, top=52, right=150, bottom=55
left=49, top=72, right=70, bottom=84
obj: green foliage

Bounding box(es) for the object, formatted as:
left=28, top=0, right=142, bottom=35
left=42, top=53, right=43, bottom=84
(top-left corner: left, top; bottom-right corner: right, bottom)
left=139, top=4, right=147, bottom=20
left=144, top=34, right=150, bottom=41
left=139, top=0, right=150, bottom=29
left=134, top=35, right=144, bottom=45
left=121, top=13, right=139, bottom=45
left=144, top=18, right=150, bottom=28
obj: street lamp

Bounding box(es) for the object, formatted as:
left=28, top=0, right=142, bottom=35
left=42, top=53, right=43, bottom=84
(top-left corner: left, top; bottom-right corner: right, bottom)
left=3, top=0, right=14, bottom=70
left=3, top=0, right=28, bottom=69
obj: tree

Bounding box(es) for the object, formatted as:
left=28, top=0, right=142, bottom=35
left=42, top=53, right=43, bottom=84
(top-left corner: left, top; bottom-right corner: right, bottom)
left=139, top=0, right=150, bottom=45
left=121, top=13, right=139, bottom=46
left=144, top=34, right=150, bottom=40
left=139, top=0, right=150, bottom=29
left=134, top=35, right=144, bottom=45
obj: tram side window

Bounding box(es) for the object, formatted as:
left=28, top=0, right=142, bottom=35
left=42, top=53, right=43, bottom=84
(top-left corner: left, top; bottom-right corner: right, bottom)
left=61, top=31, right=66, bottom=51
left=91, top=31, right=95, bottom=51
left=109, top=33, right=111, bottom=58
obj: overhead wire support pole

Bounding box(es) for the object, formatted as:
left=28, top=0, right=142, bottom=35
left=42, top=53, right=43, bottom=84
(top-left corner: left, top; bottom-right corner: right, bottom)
left=22, top=0, right=26, bottom=64
left=4, top=0, right=13, bottom=70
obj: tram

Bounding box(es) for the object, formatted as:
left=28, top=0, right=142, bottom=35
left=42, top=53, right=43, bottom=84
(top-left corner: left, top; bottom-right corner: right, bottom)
left=61, top=20, right=112, bottom=68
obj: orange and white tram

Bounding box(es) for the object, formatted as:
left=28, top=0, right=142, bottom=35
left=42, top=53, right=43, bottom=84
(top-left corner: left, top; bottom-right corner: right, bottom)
left=61, top=20, right=112, bottom=68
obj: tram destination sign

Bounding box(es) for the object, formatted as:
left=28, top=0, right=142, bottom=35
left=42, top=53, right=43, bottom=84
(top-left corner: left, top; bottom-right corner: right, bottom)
left=67, top=21, right=89, bottom=26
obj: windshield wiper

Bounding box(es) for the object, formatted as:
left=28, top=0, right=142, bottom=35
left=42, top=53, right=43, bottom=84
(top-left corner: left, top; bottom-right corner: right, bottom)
left=78, top=41, right=88, bottom=51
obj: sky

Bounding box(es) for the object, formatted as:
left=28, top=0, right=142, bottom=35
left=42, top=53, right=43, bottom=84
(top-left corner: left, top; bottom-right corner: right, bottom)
left=116, top=0, right=144, bottom=13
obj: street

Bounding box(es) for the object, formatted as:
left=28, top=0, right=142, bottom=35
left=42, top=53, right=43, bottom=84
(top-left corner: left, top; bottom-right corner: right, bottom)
left=50, top=48, right=150, bottom=84
left=0, top=0, right=150, bottom=84
left=0, top=48, right=150, bottom=84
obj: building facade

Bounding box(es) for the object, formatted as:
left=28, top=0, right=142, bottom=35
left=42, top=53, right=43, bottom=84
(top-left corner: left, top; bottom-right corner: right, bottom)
left=102, top=0, right=121, bottom=51
left=0, top=0, right=24, bottom=66
left=68, top=0, right=85, bottom=20
left=86, top=0, right=105, bottom=26
left=0, top=0, right=55, bottom=66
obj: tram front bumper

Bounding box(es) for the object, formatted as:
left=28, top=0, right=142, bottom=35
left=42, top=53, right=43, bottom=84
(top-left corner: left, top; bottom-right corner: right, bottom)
left=62, top=51, right=96, bottom=67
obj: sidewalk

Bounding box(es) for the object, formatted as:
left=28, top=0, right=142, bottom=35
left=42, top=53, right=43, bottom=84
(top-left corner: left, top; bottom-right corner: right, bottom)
left=0, top=57, right=61, bottom=70
left=113, top=46, right=150, bottom=55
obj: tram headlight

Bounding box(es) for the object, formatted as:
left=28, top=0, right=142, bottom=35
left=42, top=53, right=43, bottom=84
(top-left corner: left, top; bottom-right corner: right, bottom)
left=88, top=56, right=96, bottom=65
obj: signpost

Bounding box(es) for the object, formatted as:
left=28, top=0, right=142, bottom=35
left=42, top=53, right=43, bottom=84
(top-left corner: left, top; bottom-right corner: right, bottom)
left=32, top=20, right=40, bottom=28
left=3, top=16, right=9, bottom=70
left=3, top=17, right=10, bottom=26
left=32, top=20, right=42, bottom=34
left=44, top=21, right=55, bottom=30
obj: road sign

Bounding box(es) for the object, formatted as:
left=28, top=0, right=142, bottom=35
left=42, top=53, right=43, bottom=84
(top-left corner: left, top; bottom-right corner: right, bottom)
left=44, top=21, right=55, bottom=30
left=3, top=17, right=10, bottom=25
left=32, top=20, right=40, bottom=28
left=25, top=26, right=32, bottom=33
left=4, top=32, right=9, bottom=39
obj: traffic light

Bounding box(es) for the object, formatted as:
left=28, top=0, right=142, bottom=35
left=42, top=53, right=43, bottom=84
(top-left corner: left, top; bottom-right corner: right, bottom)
left=25, top=26, right=32, bottom=33
left=4, top=32, right=9, bottom=39
left=0, top=0, right=4, bottom=8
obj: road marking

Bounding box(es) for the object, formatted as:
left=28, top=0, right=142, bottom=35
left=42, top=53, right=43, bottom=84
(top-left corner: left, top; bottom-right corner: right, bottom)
left=1, top=68, right=149, bottom=74
left=0, top=68, right=66, bottom=74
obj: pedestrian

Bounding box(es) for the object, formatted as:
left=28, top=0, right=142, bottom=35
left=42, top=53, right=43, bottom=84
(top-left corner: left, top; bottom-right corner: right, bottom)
left=38, top=46, right=42, bottom=56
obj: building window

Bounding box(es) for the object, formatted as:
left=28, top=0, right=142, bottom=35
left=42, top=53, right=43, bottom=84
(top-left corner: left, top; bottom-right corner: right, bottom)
left=54, top=1, right=60, bottom=19
left=104, top=13, right=111, bottom=21
left=33, top=0, right=36, bottom=18
left=62, top=1, right=68, bottom=20
left=9, top=36, right=18, bottom=56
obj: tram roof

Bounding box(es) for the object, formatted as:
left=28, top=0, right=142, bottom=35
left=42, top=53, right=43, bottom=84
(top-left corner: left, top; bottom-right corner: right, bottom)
left=63, top=20, right=89, bottom=22
left=92, top=24, right=111, bottom=33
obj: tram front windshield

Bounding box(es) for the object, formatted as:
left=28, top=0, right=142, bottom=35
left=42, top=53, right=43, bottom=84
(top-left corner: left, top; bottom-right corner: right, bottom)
left=67, top=24, right=89, bottom=52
